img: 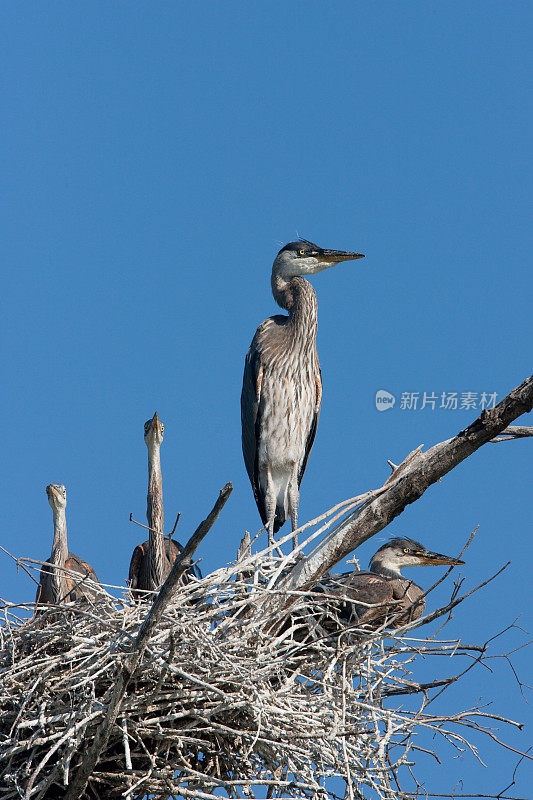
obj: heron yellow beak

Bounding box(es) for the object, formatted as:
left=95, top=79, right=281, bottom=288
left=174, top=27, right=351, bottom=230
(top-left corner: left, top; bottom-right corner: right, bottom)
left=317, top=249, right=365, bottom=264
left=419, top=550, right=465, bottom=566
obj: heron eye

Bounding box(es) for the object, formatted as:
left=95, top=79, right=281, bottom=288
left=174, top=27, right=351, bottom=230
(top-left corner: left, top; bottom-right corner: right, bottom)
left=160, top=425, right=164, bottom=432
left=299, top=249, right=306, bottom=256
left=403, top=548, right=409, bottom=553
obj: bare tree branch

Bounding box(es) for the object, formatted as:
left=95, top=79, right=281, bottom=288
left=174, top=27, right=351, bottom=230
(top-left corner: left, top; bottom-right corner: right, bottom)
left=128, top=510, right=181, bottom=539
left=135, top=482, right=232, bottom=649
left=0, top=544, right=41, bottom=587
left=279, top=374, right=532, bottom=593
left=491, top=425, right=533, bottom=442
left=63, top=482, right=233, bottom=800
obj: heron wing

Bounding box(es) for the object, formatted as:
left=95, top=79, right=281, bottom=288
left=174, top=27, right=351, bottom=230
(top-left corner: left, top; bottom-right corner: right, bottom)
left=36, top=565, right=52, bottom=605
left=391, top=578, right=425, bottom=625
left=64, top=554, right=100, bottom=601
left=298, top=369, right=322, bottom=487
left=128, top=543, right=147, bottom=591
left=241, top=343, right=267, bottom=525
left=318, top=571, right=395, bottom=624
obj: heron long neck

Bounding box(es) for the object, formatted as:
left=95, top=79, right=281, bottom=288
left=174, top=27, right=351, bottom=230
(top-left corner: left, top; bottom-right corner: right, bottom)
left=370, top=557, right=402, bottom=579
left=271, top=274, right=318, bottom=351
left=50, top=508, right=68, bottom=602
left=147, top=443, right=166, bottom=588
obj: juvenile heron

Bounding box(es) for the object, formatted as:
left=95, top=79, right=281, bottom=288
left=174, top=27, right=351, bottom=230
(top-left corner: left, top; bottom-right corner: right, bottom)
left=316, top=537, right=464, bottom=629
left=36, top=484, right=100, bottom=605
left=241, top=239, right=364, bottom=549
left=128, top=412, right=201, bottom=598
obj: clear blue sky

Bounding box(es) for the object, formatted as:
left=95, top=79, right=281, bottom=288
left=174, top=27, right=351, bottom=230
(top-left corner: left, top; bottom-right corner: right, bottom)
left=1, top=2, right=532, bottom=795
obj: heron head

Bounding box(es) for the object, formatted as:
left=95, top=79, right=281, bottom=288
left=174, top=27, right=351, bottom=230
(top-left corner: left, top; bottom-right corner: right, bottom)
left=273, top=239, right=364, bottom=279
left=46, top=483, right=67, bottom=511
left=144, top=411, right=164, bottom=447
left=370, top=537, right=465, bottom=576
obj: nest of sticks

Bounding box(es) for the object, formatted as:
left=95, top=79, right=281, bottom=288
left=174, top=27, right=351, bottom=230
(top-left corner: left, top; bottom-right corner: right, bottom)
left=0, top=505, right=525, bottom=800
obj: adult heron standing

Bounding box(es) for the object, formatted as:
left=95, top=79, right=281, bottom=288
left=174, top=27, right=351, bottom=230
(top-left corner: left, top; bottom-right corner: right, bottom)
left=36, top=483, right=100, bottom=605
left=241, top=240, right=364, bottom=549
left=128, top=412, right=201, bottom=598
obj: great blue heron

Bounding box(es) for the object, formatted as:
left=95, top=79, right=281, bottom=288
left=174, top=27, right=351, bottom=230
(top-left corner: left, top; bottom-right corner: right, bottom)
left=36, top=484, right=100, bottom=605
left=315, top=537, right=464, bottom=629
left=128, top=412, right=201, bottom=598
left=241, top=239, right=364, bottom=549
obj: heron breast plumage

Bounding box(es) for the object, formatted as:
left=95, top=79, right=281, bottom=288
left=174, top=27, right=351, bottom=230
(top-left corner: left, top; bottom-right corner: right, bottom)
left=257, top=363, right=319, bottom=469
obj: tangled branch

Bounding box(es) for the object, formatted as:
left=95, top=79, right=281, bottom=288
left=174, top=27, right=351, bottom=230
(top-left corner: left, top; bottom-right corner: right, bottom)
left=0, top=527, right=529, bottom=800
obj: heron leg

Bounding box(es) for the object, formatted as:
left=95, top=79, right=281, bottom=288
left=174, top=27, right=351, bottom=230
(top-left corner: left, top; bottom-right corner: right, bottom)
left=288, top=464, right=300, bottom=550
left=263, top=467, right=277, bottom=552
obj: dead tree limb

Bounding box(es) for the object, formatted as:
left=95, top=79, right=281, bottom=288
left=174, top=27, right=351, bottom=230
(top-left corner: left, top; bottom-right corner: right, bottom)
left=278, top=375, right=532, bottom=595
left=491, top=425, right=533, bottom=442
left=135, top=482, right=232, bottom=649
left=63, top=482, right=233, bottom=800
